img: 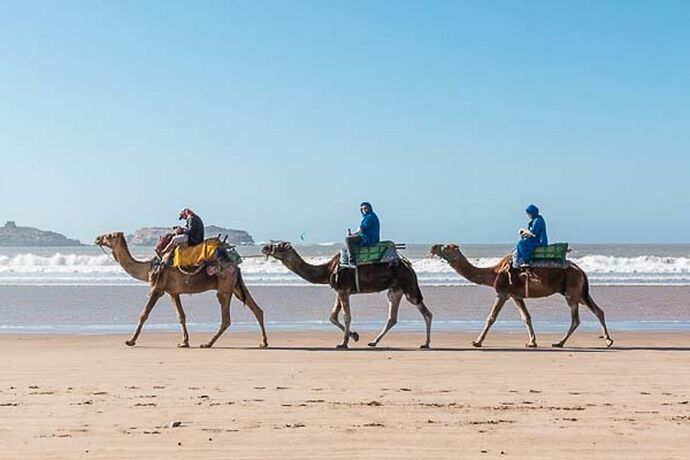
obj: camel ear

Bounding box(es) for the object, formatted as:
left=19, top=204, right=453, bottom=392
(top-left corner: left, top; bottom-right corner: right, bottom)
left=447, top=244, right=459, bottom=250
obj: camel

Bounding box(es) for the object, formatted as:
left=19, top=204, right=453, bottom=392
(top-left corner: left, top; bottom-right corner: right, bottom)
left=95, top=232, right=268, bottom=349
left=261, top=242, right=432, bottom=349
left=429, top=244, right=613, bottom=348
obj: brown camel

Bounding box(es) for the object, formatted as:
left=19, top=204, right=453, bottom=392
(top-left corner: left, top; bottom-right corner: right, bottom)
left=429, top=244, right=613, bottom=348
left=261, top=242, right=432, bottom=349
left=95, top=232, right=268, bottom=349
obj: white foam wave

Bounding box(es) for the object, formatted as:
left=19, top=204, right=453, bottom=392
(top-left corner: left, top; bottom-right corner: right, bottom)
left=1, top=252, right=689, bottom=286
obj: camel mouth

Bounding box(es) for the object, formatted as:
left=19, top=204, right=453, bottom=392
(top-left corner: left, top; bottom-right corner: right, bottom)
left=260, top=245, right=272, bottom=256
left=429, top=244, right=443, bottom=256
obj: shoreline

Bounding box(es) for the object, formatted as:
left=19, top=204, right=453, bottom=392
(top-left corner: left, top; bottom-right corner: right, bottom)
left=2, top=319, right=690, bottom=335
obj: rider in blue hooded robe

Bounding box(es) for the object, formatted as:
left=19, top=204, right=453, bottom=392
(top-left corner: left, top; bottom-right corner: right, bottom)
left=513, top=204, right=548, bottom=267
left=346, top=202, right=380, bottom=264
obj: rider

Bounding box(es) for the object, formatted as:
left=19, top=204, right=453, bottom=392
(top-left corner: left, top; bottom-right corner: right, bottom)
left=346, top=201, right=380, bottom=264
left=513, top=204, right=548, bottom=268
left=158, top=208, right=205, bottom=256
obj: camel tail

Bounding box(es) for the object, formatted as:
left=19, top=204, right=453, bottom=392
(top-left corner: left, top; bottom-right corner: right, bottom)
left=578, top=265, right=596, bottom=306
left=399, top=257, right=424, bottom=303
left=234, top=270, right=250, bottom=305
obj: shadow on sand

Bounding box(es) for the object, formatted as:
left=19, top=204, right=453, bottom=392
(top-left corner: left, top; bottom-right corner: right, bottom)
left=131, top=344, right=690, bottom=353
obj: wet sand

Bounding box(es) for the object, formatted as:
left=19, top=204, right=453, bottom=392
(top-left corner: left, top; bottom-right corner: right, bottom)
left=1, top=331, right=689, bottom=459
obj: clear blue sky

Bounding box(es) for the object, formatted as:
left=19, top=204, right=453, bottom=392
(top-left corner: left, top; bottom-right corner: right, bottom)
left=1, top=0, right=688, bottom=244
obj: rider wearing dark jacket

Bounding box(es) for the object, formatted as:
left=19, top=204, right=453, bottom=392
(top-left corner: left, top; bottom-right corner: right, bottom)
left=182, top=210, right=205, bottom=245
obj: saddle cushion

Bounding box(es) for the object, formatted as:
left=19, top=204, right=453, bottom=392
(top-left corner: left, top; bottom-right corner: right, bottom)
left=531, top=243, right=569, bottom=262
left=173, top=238, right=223, bottom=268
left=354, top=241, right=398, bottom=265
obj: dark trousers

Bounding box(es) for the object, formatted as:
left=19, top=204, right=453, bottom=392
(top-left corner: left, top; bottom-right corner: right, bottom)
left=346, top=235, right=362, bottom=264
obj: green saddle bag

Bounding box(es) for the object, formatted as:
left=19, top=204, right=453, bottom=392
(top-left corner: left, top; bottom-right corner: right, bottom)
left=531, top=243, right=569, bottom=261
left=354, top=241, right=396, bottom=265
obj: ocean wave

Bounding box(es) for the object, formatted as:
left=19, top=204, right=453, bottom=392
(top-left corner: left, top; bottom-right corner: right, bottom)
left=0, top=252, right=689, bottom=286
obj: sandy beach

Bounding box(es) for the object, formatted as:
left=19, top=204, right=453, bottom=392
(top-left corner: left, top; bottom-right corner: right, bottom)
left=1, top=331, right=689, bottom=459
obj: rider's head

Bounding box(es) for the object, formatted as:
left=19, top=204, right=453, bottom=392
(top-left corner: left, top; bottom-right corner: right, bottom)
left=525, top=204, right=539, bottom=219
left=360, top=202, right=373, bottom=215
left=178, top=208, right=193, bottom=220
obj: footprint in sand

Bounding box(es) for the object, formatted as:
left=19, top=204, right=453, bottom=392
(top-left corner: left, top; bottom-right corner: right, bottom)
left=73, top=400, right=93, bottom=406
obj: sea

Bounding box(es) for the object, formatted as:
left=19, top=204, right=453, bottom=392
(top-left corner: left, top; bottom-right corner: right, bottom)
left=1, top=243, right=689, bottom=335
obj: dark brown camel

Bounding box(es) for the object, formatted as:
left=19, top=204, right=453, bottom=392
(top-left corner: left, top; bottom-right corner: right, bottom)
left=261, top=242, right=432, bottom=348
left=430, top=244, right=613, bottom=348
left=95, top=232, right=268, bottom=348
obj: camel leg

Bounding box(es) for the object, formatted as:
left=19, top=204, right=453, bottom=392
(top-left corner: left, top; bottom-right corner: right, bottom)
left=409, top=298, right=433, bottom=349
left=553, top=297, right=581, bottom=348
left=126, top=289, right=164, bottom=347
left=582, top=294, right=614, bottom=348
left=368, top=289, right=403, bottom=347
left=473, top=294, right=508, bottom=347
left=336, top=292, right=352, bottom=349
left=512, top=298, right=537, bottom=347
left=239, top=290, right=269, bottom=348
left=329, top=295, right=360, bottom=342
left=169, top=293, right=190, bottom=348
left=201, top=291, right=232, bottom=348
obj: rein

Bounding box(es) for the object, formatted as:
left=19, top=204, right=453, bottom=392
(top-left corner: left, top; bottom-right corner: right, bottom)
left=97, top=244, right=118, bottom=263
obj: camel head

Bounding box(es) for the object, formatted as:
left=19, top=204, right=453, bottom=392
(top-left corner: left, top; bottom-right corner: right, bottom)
left=94, top=232, right=126, bottom=249
left=429, top=243, right=461, bottom=262
left=261, top=241, right=295, bottom=261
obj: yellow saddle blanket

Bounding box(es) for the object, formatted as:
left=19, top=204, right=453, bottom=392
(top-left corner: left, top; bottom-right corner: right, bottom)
left=173, top=239, right=222, bottom=268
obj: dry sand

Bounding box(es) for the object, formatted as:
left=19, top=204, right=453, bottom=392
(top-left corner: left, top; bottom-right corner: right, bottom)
left=1, top=331, right=689, bottom=459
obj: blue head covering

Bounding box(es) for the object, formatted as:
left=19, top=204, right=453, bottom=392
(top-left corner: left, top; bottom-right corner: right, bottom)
left=360, top=202, right=373, bottom=215
left=525, top=204, right=539, bottom=217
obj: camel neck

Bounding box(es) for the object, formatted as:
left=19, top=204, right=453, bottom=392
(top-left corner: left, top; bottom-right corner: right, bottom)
left=111, top=239, right=152, bottom=282
left=447, top=251, right=497, bottom=287
left=281, top=251, right=336, bottom=285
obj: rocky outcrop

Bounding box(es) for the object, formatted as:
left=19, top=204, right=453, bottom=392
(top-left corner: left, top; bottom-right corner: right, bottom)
left=127, top=225, right=254, bottom=246
left=0, top=221, right=83, bottom=246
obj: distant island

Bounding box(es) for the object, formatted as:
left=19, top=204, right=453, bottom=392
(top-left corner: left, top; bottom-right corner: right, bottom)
left=127, top=225, right=254, bottom=246
left=0, top=221, right=83, bottom=246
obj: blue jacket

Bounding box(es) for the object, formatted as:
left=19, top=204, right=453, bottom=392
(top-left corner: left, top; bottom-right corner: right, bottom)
left=516, top=205, right=548, bottom=262
left=358, top=202, right=380, bottom=246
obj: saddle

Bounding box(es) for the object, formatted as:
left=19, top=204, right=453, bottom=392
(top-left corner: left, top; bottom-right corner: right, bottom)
left=507, top=243, right=570, bottom=294
left=340, top=241, right=401, bottom=268
left=150, top=238, right=242, bottom=282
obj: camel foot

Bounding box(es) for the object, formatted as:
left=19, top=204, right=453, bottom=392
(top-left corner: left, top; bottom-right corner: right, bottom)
left=125, top=340, right=136, bottom=347
left=336, top=343, right=349, bottom=349
left=368, top=342, right=377, bottom=347
left=552, top=342, right=564, bottom=348
left=605, top=338, right=614, bottom=348
left=177, top=342, right=190, bottom=348
left=472, top=341, right=482, bottom=348
left=420, top=344, right=430, bottom=349
left=526, top=342, right=537, bottom=348
left=351, top=331, right=360, bottom=342
left=259, top=342, right=268, bottom=349
left=200, top=343, right=213, bottom=349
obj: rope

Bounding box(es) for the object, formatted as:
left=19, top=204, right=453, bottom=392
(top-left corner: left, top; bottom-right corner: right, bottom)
left=176, top=264, right=207, bottom=277
left=98, top=244, right=118, bottom=263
